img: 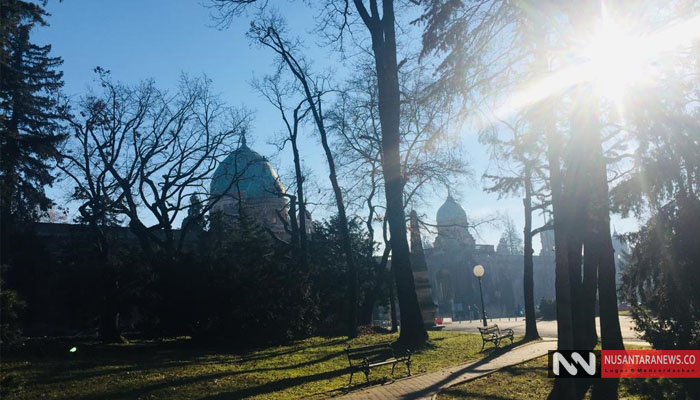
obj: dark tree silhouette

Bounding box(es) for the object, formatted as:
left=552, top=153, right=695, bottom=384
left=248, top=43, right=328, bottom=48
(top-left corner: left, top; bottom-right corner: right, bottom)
left=64, top=70, right=250, bottom=257
left=253, top=71, right=311, bottom=273
left=0, top=0, right=67, bottom=225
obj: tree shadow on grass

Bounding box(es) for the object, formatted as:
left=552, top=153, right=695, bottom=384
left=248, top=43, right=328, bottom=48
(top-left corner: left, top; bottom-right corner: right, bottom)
left=234, top=337, right=350, bottom=363
left=479, top=337, right=532, bottom=354
left=81, top=364, right=353, bottom=400
left=394, top=339, right=539, bottom=400
left=39, top=346, right=349, bottom=387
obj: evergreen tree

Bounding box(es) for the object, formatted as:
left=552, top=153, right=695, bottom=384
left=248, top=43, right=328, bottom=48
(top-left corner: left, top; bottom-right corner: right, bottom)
left=0, top=0, right=67, bottom=224
left=497, top=218, right=524, bottom=255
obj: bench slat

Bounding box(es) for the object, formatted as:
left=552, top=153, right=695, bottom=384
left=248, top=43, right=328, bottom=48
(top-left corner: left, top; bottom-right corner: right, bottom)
left=345, top=342, right=412, bottom=384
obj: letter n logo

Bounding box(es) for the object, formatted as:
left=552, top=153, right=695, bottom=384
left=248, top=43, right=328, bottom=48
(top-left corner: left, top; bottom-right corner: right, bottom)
left=548, top=350, right=600, bottom=378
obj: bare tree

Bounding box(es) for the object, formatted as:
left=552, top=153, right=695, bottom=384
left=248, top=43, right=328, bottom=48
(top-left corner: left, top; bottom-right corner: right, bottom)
left=344, top=0, right=430, bottom=346
left=58, top=85, right=126, bottom=341
left=62, top=69, right=250, bottom=257
left=209, top=0, right=497, bottom=346
left=329, top=59, right=468, bottom=329
left=253, top=71, right=311, bottom=272
left=247, top=15, right=360, bottom=338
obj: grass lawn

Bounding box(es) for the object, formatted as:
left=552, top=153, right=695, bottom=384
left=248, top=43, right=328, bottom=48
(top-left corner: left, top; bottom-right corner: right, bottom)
left=438, top=345, right=682, bottom=400
left=1, top=331, right=496, bottom=400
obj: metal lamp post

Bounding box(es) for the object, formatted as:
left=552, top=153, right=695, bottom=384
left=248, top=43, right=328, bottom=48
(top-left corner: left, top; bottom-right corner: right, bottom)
left=473, top=264, right=488, bottom=327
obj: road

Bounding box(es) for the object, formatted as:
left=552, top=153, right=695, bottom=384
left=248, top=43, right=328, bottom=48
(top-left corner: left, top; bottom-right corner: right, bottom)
left=443, top=315, right=648, bottom=344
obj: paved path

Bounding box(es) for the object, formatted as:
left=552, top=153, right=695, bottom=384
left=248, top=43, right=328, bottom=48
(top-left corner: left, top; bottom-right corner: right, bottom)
left=338, top=339, right=557, bottom=400
left=444, top=316, right=645, bottom=344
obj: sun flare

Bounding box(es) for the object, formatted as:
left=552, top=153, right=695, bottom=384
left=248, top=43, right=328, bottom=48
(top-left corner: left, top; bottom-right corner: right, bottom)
left=580, top=19, right=650, bottom=104
left=495, top=4, right=700, bottom=120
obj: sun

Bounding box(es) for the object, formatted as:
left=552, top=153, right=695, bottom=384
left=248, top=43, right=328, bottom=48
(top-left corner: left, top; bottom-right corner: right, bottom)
left=579, top=17, right=650, bottom=105
left=495, top=3, right=700, bottom=120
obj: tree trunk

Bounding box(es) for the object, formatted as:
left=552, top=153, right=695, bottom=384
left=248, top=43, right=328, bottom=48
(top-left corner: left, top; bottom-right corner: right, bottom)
left=543, top=103, right=576, bottom=400
left=98, top=263, right=123, bottom=343
left=272, top=37, right=359, bottom=338
left=389, top=264, right=398, bottom=332
left=319, top=136, right=357, bottom=338
left=361, top=0, right=427, bottom=347
left=523, top=172, right=540, bottom=340
left=290, top=128, right=309, bottom=272
left=568, top=96, right=599, bottom=351
left=376, top=59, right=427, bottom=345
left=588, top=126, right=623, bottom=350
left=581, top=232, right=600, bottom=349
left=81, top=209, right=123, bottom=343
left=287, top=194, right=300, bottom=248
left=582, top=121, right=623, bottom=353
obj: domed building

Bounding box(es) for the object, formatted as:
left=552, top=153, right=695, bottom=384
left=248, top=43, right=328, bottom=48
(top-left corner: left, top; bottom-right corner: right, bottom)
left=433, top=193, right=476, bottom=250
left=421, top=193, right=556, bottom=320
left=208, top=136, right=290, bottom=238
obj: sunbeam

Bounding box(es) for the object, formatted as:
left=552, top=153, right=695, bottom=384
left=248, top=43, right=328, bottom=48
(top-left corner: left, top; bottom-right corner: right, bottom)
left=496, top=4, right=700, bottom=120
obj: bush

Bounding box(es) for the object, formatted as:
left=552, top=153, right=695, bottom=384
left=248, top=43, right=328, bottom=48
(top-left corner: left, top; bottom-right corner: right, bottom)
left=621, top=195, right=700, bottom=350
left=308, top=217, right=388, bottom=336
left=175, top=212, right=317, bottom=347
left=0, top=269, right=26, bottom=352
left=621, top=196, right=700, bottom=398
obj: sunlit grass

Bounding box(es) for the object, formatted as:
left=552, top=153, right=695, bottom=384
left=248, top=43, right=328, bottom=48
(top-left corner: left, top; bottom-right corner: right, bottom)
left=438, top=344, right=655, bottom=400
left=1, top=331, right=492, bottom=400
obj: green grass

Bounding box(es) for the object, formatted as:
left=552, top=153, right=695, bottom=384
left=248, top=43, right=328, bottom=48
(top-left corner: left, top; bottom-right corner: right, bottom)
left=438, top=344, right=671, bottom=400
left=1, top=331, right=494, bottom=400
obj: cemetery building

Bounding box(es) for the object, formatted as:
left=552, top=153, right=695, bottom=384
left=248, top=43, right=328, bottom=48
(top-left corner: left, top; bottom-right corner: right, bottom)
left=207, top=136, right=309, bottom=238
left=420, top=194, right=557, bottom=320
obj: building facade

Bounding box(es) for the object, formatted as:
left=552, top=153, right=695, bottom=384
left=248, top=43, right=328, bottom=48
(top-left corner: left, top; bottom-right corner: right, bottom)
left=207, top=136, right=299, bottom=238
left=421, top=195, right=556, bottom=320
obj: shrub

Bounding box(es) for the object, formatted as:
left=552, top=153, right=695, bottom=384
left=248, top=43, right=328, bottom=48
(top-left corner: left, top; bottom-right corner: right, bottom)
left=0, top=269, right=26, bottom=352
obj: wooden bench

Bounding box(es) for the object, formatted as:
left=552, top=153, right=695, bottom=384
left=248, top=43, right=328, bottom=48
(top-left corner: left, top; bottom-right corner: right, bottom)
left=477, top=325, right=514, bottom=350
left=345, top=343, right=411, bottom=384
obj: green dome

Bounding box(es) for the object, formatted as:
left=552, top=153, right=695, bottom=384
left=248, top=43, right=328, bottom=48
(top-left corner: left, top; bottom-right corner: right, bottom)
left=436, top=194, right=467, bottom=224
left=210, top=140, right=285, bottom=199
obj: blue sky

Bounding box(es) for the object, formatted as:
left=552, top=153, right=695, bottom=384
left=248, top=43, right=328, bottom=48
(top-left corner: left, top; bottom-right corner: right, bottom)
left=35, top=0, right=638, bottom=251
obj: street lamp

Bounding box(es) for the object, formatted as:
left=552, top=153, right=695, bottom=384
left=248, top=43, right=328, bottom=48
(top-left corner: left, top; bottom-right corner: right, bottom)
left=473, top=265, right=488, bottom=327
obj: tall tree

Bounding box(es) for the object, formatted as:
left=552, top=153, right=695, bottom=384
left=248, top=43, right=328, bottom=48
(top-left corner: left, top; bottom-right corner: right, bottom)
left=564, top=1, right=623, bottom=353
left=209, top=0, right=447, bottom=346
left=481, top=117, right=547, bottom=341
left=330, top=59, right=467, bottom=328
left=253, top=71, right=311, bottom=272
left=247, top=16, right=360, bottom=338
left=0, top=0, right=66, bottom=225
left=346, top=0, right=428, bottom=345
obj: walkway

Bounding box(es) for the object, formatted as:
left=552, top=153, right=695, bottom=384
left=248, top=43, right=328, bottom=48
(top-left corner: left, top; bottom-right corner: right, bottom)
left=338, top=339, right=557, bottom=400
left=444, top=316, right=642, bottom=343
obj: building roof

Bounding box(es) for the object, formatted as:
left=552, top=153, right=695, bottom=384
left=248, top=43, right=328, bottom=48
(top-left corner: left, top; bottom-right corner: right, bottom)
left=210, top=137, right=285, bottom=199
left=436, top=194, right=468, bottom=224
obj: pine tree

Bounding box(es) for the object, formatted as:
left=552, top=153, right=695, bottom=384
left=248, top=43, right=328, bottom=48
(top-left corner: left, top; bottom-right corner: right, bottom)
left=1, top=0, right=67, bottom=224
